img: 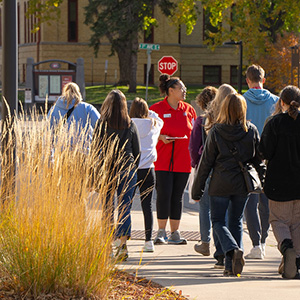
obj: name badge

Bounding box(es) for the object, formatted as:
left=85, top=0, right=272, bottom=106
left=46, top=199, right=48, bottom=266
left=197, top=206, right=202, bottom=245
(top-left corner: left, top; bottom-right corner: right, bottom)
left=163, top=113, right=171, bottom=118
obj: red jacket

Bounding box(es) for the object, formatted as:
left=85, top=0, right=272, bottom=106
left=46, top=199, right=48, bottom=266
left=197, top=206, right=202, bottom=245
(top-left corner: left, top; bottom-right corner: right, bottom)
left=151, top=97, right=196, bottom=173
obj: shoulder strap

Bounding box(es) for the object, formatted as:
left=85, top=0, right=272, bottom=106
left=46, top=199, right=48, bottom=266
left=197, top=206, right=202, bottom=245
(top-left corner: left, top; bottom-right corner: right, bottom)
left=223, top=140, right=246, bottom=171
left=65, top=106, right=75, bottom=121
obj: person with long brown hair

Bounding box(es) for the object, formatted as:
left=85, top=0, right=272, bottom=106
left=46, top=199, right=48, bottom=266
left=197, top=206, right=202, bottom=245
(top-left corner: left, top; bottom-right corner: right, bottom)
left=129, top=97, right=163, bottom=252
left=259, top=85, right=300, bottom=279
left=192, top=93, right=265, bottom=276
left=93, top=89, right=140, bottom=261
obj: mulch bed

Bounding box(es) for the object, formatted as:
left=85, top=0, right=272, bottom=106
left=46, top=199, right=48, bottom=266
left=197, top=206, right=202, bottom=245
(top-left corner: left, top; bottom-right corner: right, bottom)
left=0, top=270, right=188, bottom=299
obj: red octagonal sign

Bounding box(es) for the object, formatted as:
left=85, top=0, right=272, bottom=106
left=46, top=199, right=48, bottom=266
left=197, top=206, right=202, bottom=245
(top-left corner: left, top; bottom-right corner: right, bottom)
left=158, top=56, right=178, bottom=76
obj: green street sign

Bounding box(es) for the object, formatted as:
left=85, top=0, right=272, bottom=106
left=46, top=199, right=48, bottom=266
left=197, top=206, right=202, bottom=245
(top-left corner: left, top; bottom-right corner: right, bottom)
left=139, top=43, right=160, bottom=50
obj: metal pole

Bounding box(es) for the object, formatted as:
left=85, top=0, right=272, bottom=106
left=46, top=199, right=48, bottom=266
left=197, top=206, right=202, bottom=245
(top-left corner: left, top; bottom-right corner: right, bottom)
left=2, top=0, right=18, bottom=119
left=145, top=49, right=151, bottom=101
left=238, top=41, right=243, bottom=94
left=1, top=0, right=18, bottom=202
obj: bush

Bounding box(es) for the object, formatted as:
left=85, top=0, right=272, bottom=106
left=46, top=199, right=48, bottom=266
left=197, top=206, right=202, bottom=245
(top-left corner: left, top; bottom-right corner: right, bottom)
left=0, top=106, right=129, bottom=299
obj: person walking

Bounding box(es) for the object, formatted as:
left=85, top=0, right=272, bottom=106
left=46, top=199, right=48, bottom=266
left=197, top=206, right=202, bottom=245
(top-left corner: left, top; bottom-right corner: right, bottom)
left=192, top=93, right=265, bottom=276
left=243, top=64, right=278, bottom=259
left=129, top=97, right=163, bottom=252
left=93, top=89, right=140, bottom=261
left=191, top=84, right=236, bottom=269
left=48, top=82, right=100, bottom=146
left=259, top=85, right=300, bottom=279
left=151, top=74, right=197, bottom=245
left=189, top=86, right=217, bottom=256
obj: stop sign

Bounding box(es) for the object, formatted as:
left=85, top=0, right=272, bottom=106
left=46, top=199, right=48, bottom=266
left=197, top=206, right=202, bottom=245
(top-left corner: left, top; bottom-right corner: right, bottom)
left=158, top=56, right=178, bottom=76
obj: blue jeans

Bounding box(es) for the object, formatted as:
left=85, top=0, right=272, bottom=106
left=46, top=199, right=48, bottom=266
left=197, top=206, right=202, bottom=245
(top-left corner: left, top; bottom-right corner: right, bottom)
left=106, top=171, right=137, bottom=238
left=245, top=193, right=270, bottom=246
left=210, top=195, right=248, bottom=270
left=199, top=178, right=224, bottom=259
left=199, top=178, right=211, bottom=243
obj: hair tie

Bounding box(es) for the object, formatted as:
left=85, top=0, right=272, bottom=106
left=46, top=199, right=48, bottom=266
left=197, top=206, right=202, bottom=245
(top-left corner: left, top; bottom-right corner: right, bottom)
left=166, top=79, right=179, bottom=89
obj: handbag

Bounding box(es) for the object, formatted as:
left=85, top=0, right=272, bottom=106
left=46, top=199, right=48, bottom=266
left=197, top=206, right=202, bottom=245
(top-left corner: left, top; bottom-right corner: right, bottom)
left=225, top=141, right=262, bottom=194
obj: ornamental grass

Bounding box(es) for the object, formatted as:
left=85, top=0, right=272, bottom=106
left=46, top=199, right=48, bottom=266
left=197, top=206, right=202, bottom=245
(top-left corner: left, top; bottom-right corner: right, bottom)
left=0, top=105, right=131, bottom=299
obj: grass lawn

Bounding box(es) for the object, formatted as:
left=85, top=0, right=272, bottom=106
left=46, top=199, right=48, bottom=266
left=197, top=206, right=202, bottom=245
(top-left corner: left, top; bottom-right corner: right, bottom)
left=85, top=84, right=206, bottom=106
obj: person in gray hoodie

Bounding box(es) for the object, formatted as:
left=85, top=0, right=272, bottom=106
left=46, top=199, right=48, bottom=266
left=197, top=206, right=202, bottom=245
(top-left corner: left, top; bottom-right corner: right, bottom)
left=130, top=97, right=163, bottom=252
left=243, top=64, right=278, bottom=259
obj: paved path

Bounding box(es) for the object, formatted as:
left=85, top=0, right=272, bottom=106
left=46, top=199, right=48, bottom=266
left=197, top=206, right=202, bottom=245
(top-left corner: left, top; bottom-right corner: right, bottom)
left=117, top=193, right=300, bottom=300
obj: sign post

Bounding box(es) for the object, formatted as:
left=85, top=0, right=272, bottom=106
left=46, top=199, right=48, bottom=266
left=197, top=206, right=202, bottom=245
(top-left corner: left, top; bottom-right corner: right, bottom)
left=158, top=56, right=178, bottom=76
left=139, top=43, right=160, bottom=100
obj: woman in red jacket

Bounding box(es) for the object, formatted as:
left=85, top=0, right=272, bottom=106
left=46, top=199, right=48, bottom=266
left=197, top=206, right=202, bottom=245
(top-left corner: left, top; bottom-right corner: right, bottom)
left=151, top=74, right=197, bottom=244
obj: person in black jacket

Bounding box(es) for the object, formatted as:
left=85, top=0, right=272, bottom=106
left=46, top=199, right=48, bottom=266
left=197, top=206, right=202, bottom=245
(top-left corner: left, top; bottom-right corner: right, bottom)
left=192, top=93, right=265, bottom=276
left=93, top=89, right=141, bottom=261
left=259, top=85, right=300, bottom=279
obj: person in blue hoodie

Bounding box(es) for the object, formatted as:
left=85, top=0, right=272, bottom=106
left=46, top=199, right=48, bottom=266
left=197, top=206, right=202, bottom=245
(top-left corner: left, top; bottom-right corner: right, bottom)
left=48, top=82, right=100, bottom=148
left=243, top=64, right=278, bottom=260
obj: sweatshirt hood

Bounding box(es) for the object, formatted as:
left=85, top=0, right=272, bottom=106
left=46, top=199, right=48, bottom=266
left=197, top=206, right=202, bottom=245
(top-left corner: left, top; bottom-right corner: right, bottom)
left=55, top=97, right=76, bottom=110
left=131, top=118, right=153, bottom=138
left=243, top=89, right=277, bottom=105
left=214, top=123, right=248, bottom=142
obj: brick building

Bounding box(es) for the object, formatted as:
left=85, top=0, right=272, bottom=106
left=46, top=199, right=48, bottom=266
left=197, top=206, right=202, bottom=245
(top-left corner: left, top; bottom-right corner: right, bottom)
left=0, top=0, right=242, bottom=88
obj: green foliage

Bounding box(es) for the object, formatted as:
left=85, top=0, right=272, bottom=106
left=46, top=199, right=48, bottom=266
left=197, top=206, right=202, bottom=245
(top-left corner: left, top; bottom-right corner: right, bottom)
left=199, top=0, right=300, bottom=60
left=24, top=0, right=63, bottom=31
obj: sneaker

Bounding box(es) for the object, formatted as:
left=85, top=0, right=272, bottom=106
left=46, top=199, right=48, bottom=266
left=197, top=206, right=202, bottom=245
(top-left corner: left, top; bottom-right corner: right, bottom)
left=282, top=248, right=297, bottom=279
left=154, top=229, right=168, bottom=245
left=261, top=243, right=266, bottom=257
left=143, top=240, right=155, bottom=252
left=214, top=256, right=225, bottom=269
left=245, top=245, right=264, bottom=259
left=168, top=230, right=187, bottom=245
left=113, top=238, right=121, bottom=249
left=115, top=244, right=128, bottom=262
left=232, top=248, right=245, bottom=276
left=194, top=241, right=210, bottom=256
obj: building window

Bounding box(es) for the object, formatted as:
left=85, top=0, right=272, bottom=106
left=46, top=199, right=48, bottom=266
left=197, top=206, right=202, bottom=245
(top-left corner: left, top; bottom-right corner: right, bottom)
left=203, top=66, right=221, bottom=85
left=144, top=64, right=154, bottom=85
left=68, top=0, right=78, bottom=42
left=230, top=65, right=238, bottom=86
left=23, top=1, right=37, bottom=44
left=203, top=9, right=221, bottom=41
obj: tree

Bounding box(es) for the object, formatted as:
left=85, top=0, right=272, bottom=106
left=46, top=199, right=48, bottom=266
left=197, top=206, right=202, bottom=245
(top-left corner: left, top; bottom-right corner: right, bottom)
left=172, top=0, right=300, bottom=61
left=84, top=0, right=180, bottom=93
left=256, top=32, right=299, bottom=93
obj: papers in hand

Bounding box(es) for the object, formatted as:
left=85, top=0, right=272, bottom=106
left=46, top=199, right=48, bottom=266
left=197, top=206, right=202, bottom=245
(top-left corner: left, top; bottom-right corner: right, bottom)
left=166, top=135, right=188, bottom=140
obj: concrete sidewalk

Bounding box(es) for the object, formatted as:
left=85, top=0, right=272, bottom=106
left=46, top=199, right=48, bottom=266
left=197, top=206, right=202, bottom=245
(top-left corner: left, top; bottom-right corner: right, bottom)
left=118, top=193, right=300, bottom=300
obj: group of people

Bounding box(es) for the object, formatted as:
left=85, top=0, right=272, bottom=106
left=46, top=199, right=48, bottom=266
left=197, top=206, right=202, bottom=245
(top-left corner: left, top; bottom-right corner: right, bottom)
left=48, top=63, right=300, bottom=279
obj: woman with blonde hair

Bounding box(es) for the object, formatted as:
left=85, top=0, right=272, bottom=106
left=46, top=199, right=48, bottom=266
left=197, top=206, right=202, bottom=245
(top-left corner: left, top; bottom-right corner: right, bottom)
left=205, top=83, right=237, bottom=131
left=192, top=93, right=265, bottom=277
left=130, top=97, right=163, bottom=252
left=48, top=82, right=100, bottom=144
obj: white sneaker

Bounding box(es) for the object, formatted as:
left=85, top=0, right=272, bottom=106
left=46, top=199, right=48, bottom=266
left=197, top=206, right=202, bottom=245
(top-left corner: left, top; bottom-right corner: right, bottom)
left=143, top=241, right=155, bottom=252
left=261, top=243, right=266, bottom=257
left=245, top=245, right=264, bottom=259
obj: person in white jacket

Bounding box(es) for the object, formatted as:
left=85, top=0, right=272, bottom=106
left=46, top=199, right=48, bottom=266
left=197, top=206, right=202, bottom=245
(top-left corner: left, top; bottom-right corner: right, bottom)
left=130, top=97, right=164, bottom=252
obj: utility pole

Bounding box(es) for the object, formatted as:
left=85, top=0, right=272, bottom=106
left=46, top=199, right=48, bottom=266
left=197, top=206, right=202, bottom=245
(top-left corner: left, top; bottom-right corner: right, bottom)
left=2, top=0, right=18, bottom=120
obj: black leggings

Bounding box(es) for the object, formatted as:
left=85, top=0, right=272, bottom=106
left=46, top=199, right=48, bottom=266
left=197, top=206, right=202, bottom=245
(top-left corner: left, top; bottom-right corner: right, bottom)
left=137, top=168, right=155, bottom=241
left=155, top=171, right=190, bottom=220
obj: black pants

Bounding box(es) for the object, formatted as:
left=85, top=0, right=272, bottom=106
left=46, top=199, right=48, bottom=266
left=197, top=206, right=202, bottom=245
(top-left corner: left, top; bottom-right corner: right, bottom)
left=137, top=168, right=155, bottom=241
left=155, top=171, right=189, bottom=220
